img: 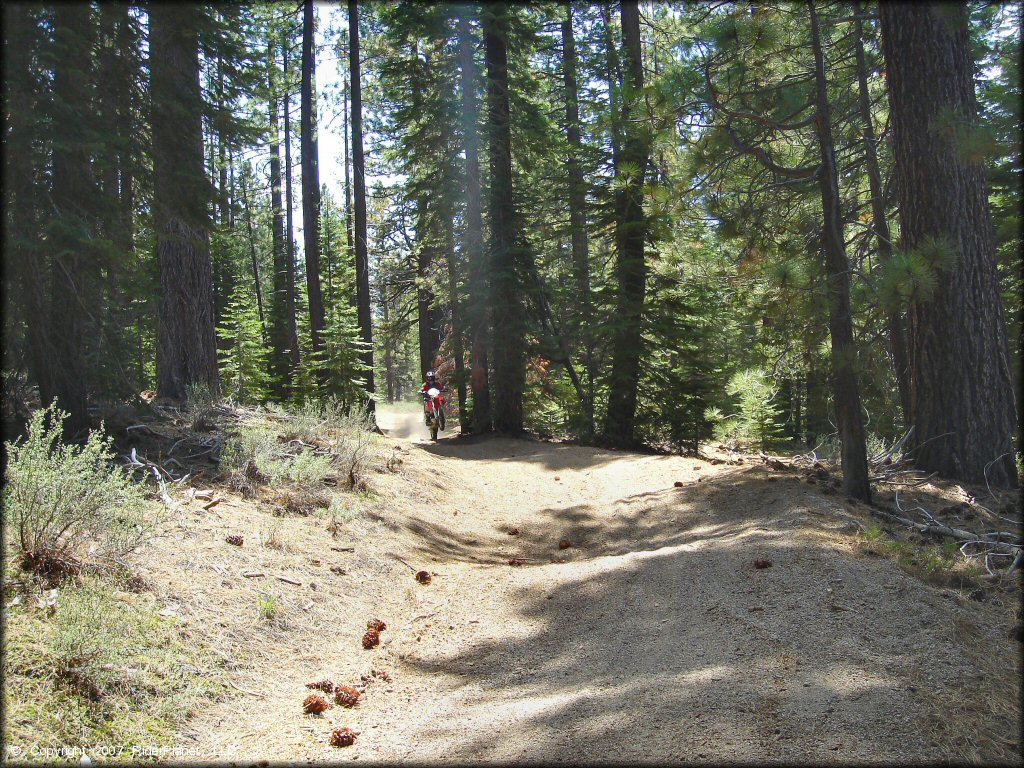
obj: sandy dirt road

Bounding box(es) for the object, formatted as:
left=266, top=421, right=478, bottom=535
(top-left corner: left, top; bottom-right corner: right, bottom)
left=181, top=408, right=1019, bottom=764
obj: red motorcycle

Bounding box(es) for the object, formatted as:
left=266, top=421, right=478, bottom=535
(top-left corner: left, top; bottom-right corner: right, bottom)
left=422, top=386, right=446, bottom=441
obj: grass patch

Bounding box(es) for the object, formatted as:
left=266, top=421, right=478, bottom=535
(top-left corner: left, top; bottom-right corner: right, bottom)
left=220, top=401, right=382, bottom=495
left=2, top=574, right=222, bottom=757
left=857, top=526, right=985, bottom=590
left=257, top=593, right=280, bottom=623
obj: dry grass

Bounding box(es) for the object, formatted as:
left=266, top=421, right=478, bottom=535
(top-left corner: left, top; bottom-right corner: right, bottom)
left=916, top=608, right=1023, bottom=764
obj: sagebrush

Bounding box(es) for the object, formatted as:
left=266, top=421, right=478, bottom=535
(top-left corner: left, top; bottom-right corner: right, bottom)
left=3, top=405, right=153, bottom=577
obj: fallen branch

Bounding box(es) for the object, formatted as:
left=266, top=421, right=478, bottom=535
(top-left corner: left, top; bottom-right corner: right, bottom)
left=228, top=680, right=266, bottom=698
left=869, top=494, right=1023, bottom=561
left=275, top=576, right=302, bottom=586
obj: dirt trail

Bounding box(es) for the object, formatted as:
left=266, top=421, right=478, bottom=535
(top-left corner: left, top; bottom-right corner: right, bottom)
left=180, top=408, right=1018, bottom=764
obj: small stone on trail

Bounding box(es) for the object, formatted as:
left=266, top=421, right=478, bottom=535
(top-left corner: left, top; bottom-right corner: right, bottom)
left=415, top=570, right=432, bottom=584
left=558, top=539, right=571, bottom=550
left=508, top=527, right=519, bottom=535
left=674, top=481, right=684, bottom=487
left=754, top=559, right=772, bottom=569
left=554, top=476, right=561, bottom=481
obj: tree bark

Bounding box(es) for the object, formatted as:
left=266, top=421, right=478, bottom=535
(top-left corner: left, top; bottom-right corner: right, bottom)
left=561, top=2, right=595, bottom=435
left=48, top=3, right=97, bottom=435
left=603, top=0, right=648, bottom=446
left=282, top=33, right=301, bottom=371
left=349, top=0, right=376, bottom=411
left=5, top=3, right=57, bottom=417
left=853, top=0, right=911, bottom=428
left=342, top=73, right=356, bottom=309
left=879, top=2, right=1018, bottom=487
left=150, top=2, right=220, bottom=400
left=439, top=107, right=468, bottom=429
left=483, top=2, right=525, bottom=435
left=268, top=39, right=291, bottom=395
left=301, top=0, right=326, bottom=372
left=808, top=0, right=871, bottom=502
left=240, top=171, right=267, bottom=337
left=458, top=10, right=491, bottom=433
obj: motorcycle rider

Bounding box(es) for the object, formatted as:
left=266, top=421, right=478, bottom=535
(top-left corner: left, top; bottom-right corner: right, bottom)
left=420, top=370, right=446, bottom=431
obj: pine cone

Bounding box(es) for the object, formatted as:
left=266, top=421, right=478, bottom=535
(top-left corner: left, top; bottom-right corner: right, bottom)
left=415, top=570, right=432, bottom=584
left=558, top=539, right=571, bottom=550
left=753, top=559, right=772, bottom=569
left=367, top=618, right=386, bottom=633
left=303, top=693, right=330, bottom=714
left=362, top=629, right=380, bottom=649
left=334, top=684, right=360, bottom=708
left=305, top=679, right=334, bottom=693
left=225, top=535, right=244, bottom=546
left=329, top=727, right=357, bottom=748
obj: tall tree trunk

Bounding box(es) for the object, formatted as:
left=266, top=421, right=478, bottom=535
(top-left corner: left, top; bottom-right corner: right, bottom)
left=879, top=3, right=1018, bottom=487
left=440, top=145, right=468, bottom=429
left=808, top=0, right=870, bottom=502
left=283, top=31, right=301, bottom=370
left=457, top=11, right=491, bottom=433
left=301, top=0, right=326, bottom=373
left=48, top=3, right=97, bottom=435
left=150, top=3, right=219, bottom=400
left=349, top=0, right=376, bottom=411
left=343, top=73, right=356, bottom=309
left=853, top=0, right=910, bottom=429
left=411, top=44, right=441, bottom=383
left=380, top=277, right=396, bottom=402
left=562, top=2, right=594, bottom=436
left=241, top=172, right=267, bottom=337
left=483, top=3, right=525, bottom=435
left=5, top=3, right=56, bottom=415
left=216, top=51, right=228, bottom=225
left=603, top=0, right=648, bottom=446
left=268, top=39, right=291, bottom=395
left=416, top=206, right=441, bottom=380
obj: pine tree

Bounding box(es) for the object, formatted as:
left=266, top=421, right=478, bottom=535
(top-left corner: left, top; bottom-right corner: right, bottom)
left=150, top=3, right=220, bottom=400
left=879, top=2, right=1018, bottom=487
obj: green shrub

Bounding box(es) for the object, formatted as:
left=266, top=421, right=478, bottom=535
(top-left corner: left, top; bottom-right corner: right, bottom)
left=257, top=593, right=279, bottom=622
left=331, top=404, right=380, bottom=488
left=3, top=405, right=153, bottom=577
left=326, top=496, right=360, bottom=524
left=264, top=450, right=333, bottom=486
left=713, top=368, right=786, bottom=450
left=220, top=425, right=281, bottom=475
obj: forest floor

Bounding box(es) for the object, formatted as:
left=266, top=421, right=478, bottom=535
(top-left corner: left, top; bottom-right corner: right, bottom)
left=154, top=405, right=1020, bottom=765
left=9, top=401, right=1017, bottom=764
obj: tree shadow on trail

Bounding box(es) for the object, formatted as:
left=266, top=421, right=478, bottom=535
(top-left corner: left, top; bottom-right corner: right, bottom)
left=383, top=469, right=984, bottom=764
left=417, top=432, right=659, bottom=473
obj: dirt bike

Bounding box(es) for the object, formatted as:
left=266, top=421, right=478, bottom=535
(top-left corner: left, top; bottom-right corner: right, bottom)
left=422, top=387, right=446, bottom=441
